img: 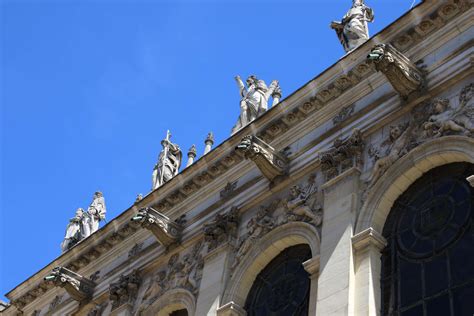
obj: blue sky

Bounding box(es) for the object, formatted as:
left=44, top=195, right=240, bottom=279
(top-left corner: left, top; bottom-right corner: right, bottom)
left=1, top=0, right=420, bottom=301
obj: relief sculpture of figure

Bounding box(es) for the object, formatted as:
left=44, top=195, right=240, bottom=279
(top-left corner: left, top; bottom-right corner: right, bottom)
left=331, top=0, right=374, bottom=52
left=152, top=131, right=182, bottom=190
left=231, top=75, right=281, bottom=135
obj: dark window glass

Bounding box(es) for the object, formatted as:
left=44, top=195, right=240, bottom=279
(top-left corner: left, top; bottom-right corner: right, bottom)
left=244, top=244, right=311, bottom=316
left=381, top=163, right=474, bottom=316
left=170, top=309, right=188, bottom=316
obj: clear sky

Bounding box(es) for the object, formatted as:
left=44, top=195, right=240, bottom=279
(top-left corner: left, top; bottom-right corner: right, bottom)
left=1, top=0, right=420, bottom=301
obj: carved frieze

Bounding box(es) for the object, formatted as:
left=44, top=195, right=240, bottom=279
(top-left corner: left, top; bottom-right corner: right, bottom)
left=231, top=176, right=323, bottom=271
left=319, top=129, right=364, bottom=181
left=220, top=181, right=238, bottom=199
left=235, top=135, right=289, bottom=184
left=131, top=207, right=185, bottom=247
left=109, top=270, right=141, bottom=310
left=139, top=242, right=204, bottom=311
left=44, top=267, right=95, bottom=302
left=367, top=43, right=424, bottom=100
left=204, top=206, right=239, bottom=252
left=333, top=104, right=355, bottom=125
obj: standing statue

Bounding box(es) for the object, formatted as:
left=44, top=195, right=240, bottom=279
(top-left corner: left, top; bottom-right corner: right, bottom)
left=231, top=75, right=281, bottom=135
left=331, top=0, right=374, bottom=52
left=152, top=131, right=182, bottom=190
left=61, top=192, right=107, bottom=252
left=61, top=208, right=85, bottom=252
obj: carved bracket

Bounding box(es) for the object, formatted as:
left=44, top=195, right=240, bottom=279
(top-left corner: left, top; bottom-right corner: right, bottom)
left=368, top=43, right=425, bottom=100
left=44, top=267, right=96, bottom=302
left=235, top=135, right=289, bottom=183
left=131, top=207, right=184, bottom=247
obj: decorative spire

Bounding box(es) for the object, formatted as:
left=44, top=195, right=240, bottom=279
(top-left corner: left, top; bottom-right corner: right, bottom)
left=186, top=145, right=197, bottom=167
left=203, top=132, right=214, bottom=155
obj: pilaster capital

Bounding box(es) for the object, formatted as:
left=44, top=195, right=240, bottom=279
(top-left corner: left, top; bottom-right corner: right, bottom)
left=352, top=227, right=387, bottom=253
left=217, top=301, right=246, bottom=316
left=303, top=256, right=320, bottom=278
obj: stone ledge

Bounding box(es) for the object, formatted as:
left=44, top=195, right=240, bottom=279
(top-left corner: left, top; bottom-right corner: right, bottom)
left=352, top=227, right=387, bottom=253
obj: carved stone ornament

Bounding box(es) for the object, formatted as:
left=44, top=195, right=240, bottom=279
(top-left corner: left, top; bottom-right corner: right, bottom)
left=367, top=83, right=473, bottom=186
left=220, top=180, right=238, bottom=199
left=139, top=242, right=204, bottom=312
left=152, top=130, right=182, bottom=190
left=231, top=176, right=323, bottom=271
left=87, top=302, right=107, bottom=316
left=44, top=267, right=96, bottom=302
left=131, top=207, right=184, bottom=247
left=204, top=206, right=240, bottom=252
left=235, top=135, right=289, bottom=183
left=333, top=103, right=355, bottom=125
left=48, top=295, right=63, bottom=312
left=319, top=129, right=364, bottom=181
left=367, top=43, right=424, bottom=99
left=109, top=270, right=141, bottom=310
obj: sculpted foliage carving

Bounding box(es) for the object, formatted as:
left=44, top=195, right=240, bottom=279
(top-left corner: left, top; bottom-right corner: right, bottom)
left=368, top=43, right=425, bottom=99
left=139, top=241, right=204, bottom=311
left=204, top=206, right=239, bottom=252
left=235, top=135, right=289, bottom=184
left=231, top=176, right=322, bottom=271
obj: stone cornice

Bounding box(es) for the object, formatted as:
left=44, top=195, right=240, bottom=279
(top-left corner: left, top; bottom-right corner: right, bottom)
left=352, top=228, right=387, bottom=253
left=6, top=0, right=471, bottom=309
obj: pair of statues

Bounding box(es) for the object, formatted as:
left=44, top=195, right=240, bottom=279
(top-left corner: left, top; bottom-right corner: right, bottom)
left=61, top=192, right=107, bottom=252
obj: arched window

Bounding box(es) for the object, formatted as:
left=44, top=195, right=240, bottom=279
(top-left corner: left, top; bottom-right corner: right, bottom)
left=381, top=163, right=474, bottom=316
left=169, top=309, right=188, bottom=316
left=244, top=244, right=311, bottom=316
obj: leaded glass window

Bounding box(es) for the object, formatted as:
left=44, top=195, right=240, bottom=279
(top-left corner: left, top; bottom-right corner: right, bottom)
left=244, top=244, right=311, bottom=316
left=381, top=163, right=474, bottom=316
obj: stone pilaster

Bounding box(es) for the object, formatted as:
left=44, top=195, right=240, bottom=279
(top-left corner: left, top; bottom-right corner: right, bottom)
left=303, top=256, right=320, bottom=316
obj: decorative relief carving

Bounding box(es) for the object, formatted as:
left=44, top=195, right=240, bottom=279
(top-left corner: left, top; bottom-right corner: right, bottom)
left=366, top=83, right=473, bottom=186
left=204, top=206, right=239, bottom=252
left=231, top=176, right=322, bottom=271
left=109, top=270, right=141, bottom=310
left=131, top=207, right=185, bottom=247
left=139, top=242, right=204, bottom=311
left=235, top=135, right=289, bottom=184
left=48, top=295, right=63, bottom=313
left=319, top=129, right=364, bottom=181
left=44, top=267, right=95, bottom=302
left=333, top=104, right=355, bottom=125
left=220, top=181, right=238, bottom=199
left=87, top=302, right=107, bottom=316
left=128, top=242, right=144, bottom=258
left=367, top=43, right=425, bottom=100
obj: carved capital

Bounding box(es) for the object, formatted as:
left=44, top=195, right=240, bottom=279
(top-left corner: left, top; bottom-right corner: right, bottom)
left=303, top=256, right=320, bottom=278
left=217, top=301, right=246, bottom=316
left=352, top=228, right=387, bottom=253
left=235, top=135, right=289, bottom=183
left=204, top=207, right=239, bottom=252
left=368, top=43, right=424, bottom=99
left=44, top=267, right=96, bottom=302
left=131, top=207, right=184, bottom=247
left=319, top=129, right=364, bottom=181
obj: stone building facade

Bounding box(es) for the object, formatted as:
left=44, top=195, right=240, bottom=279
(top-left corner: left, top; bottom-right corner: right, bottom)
left=2, top=0, right=473, bottom=315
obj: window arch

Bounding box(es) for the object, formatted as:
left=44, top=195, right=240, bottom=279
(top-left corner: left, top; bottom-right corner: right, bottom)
left=381, top=162, right=474, bottom=315
left=244, top=244, right=311, bottom=316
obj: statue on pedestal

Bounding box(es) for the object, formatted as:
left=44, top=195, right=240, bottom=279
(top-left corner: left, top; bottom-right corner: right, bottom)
left=231, top=75, right=281, bottom=135
left=331, top=0, right=374, bottom=52
left=152, top=131, right=182, bottom=190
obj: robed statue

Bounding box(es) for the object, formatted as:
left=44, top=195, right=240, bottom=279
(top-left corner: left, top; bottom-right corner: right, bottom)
left=152, top=131, right=182, bottom=190
left=231, top=75, right=281, bottom=135
left=331, top=0, right=374, bottom=52
left=61, top=192, right=107, bottom=252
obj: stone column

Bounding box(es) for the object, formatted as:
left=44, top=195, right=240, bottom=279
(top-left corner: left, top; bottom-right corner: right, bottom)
left=186, top=145, right=197, bottom=167
left=316, top=168, right=360, bottom=316
left=204, top=132, right=214, bottom=155
left=195, top=245, right=234, bottom=316
left=303, top=256, right=320, bottom=316
left=352, top=228, right=387, bottom=316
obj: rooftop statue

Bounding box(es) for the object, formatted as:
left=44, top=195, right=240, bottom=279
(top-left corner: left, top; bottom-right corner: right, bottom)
left=331, top=0, right=374, bottom=52
left=231, top=75, right=281, bottom=135
left=60, top=192, right=107, bottom=252
left=152, top=131, right=182, bottom=190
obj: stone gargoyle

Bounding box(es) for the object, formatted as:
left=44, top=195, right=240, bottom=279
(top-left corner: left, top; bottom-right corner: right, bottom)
left=44, top=267, right=95, bottom=302
left=131, top=207, right=184, bottom=247
left=367, top=43, right=424, bottom=100
left=235, top=135, right=289, bottom=183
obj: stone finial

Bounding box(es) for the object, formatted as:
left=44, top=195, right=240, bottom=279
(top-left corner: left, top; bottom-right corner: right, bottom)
left=231, top=75, right=281, bottom=135
left=203, top=133, right=214, bottom=155
left=367, top=43, right=424, bottom=100
left=235, top=135, right=289, bottom=185
left=44, top=267, right=96, bottom=302
left=131, top=207, right=184, bottom=247
left=186, top=145, right=197, bottom=167
left=331, top=0, right=374, bottom=52
left=152, top=131, right=182, bottom=190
